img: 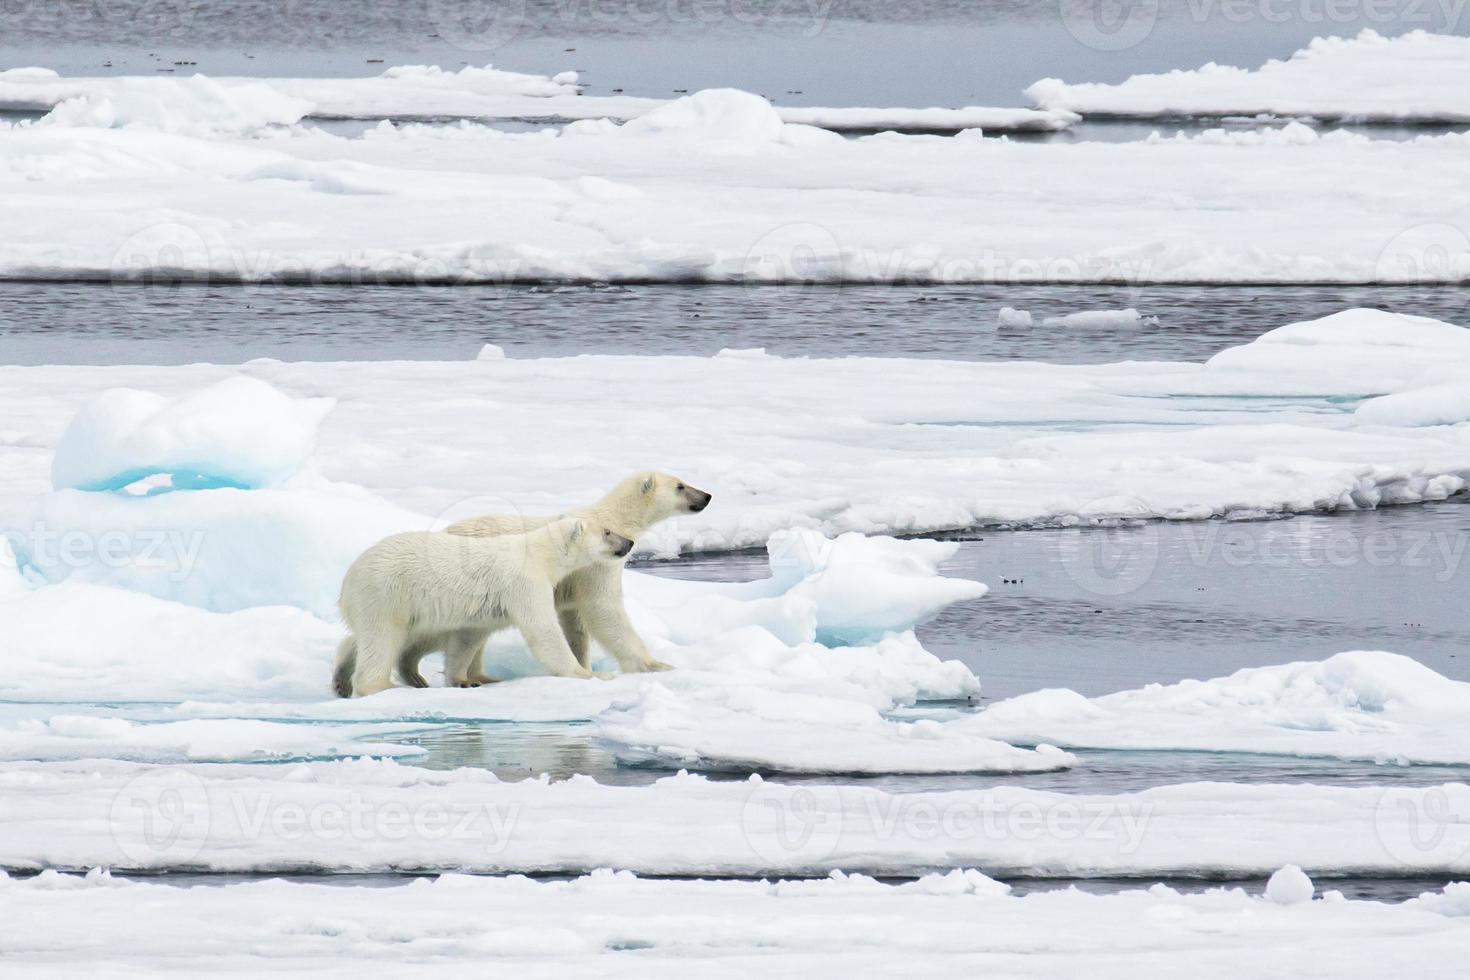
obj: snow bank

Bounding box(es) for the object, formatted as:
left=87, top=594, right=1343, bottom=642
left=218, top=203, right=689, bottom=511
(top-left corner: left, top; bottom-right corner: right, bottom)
left=1041, top=309, right=1159, bottom=329
left=595, top=682, right=1071, bottom=774
left=2, top=870, right=1468, bottom=975
left=3, top=761, right=1467, bottom=876
left=50, top=376, right=334, bottom=492
left=968, top=651, right=1470, bottom=765
left=3, top=85, right=1467, bottom=282
left=1027, top=30, right=1470, bottom=124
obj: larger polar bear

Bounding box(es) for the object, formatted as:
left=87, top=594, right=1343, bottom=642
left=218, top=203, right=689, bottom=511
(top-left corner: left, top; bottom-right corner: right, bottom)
left=397, top=472, right=712, bottom=687
left=334, top=517, right=633, bottom=697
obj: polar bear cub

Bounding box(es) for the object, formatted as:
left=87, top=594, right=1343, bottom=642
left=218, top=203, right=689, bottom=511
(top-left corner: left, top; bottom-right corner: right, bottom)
left=334, top=517, right=632, bottom=698
left=404, top=472, right=711, bottom=684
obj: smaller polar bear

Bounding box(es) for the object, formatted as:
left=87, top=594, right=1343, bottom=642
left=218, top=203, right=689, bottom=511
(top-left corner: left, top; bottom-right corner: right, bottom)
left=334, top=517, right=632, bottom=698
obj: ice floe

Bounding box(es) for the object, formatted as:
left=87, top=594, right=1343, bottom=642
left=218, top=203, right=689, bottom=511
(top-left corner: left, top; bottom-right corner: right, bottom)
left=2, top=869, right=1469, bottom=976
left=0, top=64, right=1076, bottom=134
left=1028, top=30, right=1470, bottom=124
left=594, top=682, right=1071, bottom=774
left=968, top=651, right=1470, bottom=766
left=2, top=81, right=1467, bottom=282
left=2, top=760, right=1466, bottom=876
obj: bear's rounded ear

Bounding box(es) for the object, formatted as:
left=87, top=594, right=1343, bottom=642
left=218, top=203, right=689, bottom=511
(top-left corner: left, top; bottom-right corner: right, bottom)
left=569, top=520, right=585, bottom=542
left=640, top=474, right=656, bottom=495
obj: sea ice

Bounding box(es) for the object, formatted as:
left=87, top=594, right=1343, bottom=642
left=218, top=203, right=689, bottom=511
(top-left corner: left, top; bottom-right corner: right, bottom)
left=1028, top=30, right=1470, bottom=124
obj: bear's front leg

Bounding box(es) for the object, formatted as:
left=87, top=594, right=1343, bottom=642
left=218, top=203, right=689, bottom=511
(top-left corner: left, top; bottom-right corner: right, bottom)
left=579, top=582, right=672, bottom=673
left=514, top=589, right=597, bottom=679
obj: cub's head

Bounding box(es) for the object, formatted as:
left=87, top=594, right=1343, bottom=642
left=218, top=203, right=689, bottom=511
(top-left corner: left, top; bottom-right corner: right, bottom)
left=633, top=472, right=713, bottom=522
left=562, top=518, right=635, bottom=562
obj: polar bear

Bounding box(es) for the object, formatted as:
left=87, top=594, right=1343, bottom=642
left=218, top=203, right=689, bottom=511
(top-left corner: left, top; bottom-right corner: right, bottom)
left=333, top=517, right=633, bottom=698
left=395, top=472, right=712, bottom=687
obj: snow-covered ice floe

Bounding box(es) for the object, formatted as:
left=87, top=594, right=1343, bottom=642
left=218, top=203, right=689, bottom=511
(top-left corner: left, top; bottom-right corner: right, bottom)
left=0, top=65, right=1077, bottom=133
left=595, top=683, right=1074, bottom=774
left=3, top=761, right=1468, bottom=876
left=2, top=869, right=1469, bottom=976
left=1028, top=30, right=1470, bottom=124
left=970, top=651, right=1470, bottom=766
left=1, top=72, right=1466, bottom=283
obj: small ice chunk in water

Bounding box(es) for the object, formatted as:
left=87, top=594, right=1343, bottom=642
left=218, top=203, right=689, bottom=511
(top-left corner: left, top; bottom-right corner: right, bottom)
left=1041, top=309, right=1159, bottom=329
left=1266, top=864, right=1315, bottom=905
left=477, top=344, right=507, bottom=361
left=997, top=306, right=1033, bottom=328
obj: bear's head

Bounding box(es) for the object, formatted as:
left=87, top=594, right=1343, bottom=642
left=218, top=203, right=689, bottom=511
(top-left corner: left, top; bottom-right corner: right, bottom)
left=561, top=517, right=635, bottom=563
left=631, top=472, right=713, bottom=522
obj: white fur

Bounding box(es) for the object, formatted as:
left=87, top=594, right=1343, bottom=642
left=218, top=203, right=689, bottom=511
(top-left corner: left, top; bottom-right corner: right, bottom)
left=436, top=472, right=713, bottom=680
left=335, top=517, right=629, bottom=697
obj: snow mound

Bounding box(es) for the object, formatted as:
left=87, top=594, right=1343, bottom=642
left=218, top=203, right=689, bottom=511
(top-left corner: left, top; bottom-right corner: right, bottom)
left=1266, top=864, right=1315, bottom=905
left=1041, top=309, right=1159, bottom=329
left=617, top=88, right=790, bottom=145
left=1027, top=30, right=1470, bottom=124
left=51, top=376, right=334, bottom=493
left=595, top=682, right=1071, bottom=774
left=36, top=75, right=309, bottom=135
left=970, top=651, right=1470, bottom=765
left=1206, top=308, right=1470, bottom=393
left=763, top=528, right=986, bottom=644
left=1355, top=382, right=1470, bottom=427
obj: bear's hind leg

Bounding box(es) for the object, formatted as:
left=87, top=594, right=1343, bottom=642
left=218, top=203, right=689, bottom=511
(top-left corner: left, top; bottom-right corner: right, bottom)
left=351, top=623, right=408, bottom=697
left=444, top=630, right=495, bottom=687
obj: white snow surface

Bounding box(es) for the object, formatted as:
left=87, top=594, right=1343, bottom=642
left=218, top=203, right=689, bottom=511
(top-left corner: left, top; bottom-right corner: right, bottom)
left=969, top=651, right=1470, bottom=765
left=595, top=682, right=1074, bottom=774
left=2, top=869, right=1469, bottom=977
left=3, top=761, right=1468, bottom=876
left=2, top=77, right=1467, bottom=283
left=0, top=64, right=1076, bottom=133
left=1027, top=30, right=1470, bottom=124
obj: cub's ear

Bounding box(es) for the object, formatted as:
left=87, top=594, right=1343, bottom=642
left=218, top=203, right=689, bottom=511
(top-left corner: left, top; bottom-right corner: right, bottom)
left=640, top=474, right=656, bottom=495
left=569, top=520, right=585, bottom=542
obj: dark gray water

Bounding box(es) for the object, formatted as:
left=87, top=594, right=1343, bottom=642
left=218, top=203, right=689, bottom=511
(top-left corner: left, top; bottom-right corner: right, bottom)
left=3, top=282, right=1467, bottom=365
left=3, top=1, right=1466, bottom=108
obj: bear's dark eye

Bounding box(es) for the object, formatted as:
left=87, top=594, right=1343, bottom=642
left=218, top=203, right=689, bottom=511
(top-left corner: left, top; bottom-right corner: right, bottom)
left=676, top=483, right=685, bottom=491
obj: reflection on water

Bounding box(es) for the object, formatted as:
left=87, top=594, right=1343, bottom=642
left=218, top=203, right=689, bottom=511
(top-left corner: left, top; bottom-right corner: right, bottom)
left=4, top=282, right=1467, bottom=365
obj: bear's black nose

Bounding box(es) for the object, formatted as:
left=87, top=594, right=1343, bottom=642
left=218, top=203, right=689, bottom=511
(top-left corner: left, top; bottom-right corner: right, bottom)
left=690, top=492, right=712, bottom=512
